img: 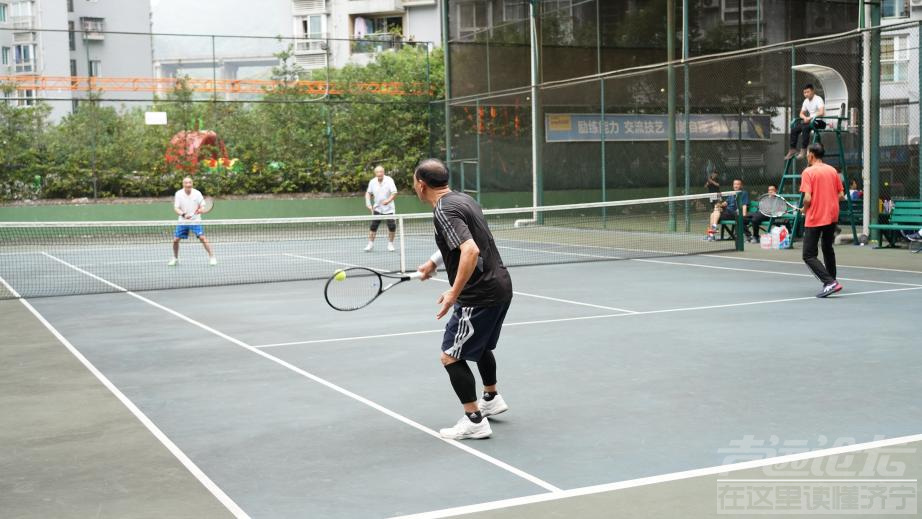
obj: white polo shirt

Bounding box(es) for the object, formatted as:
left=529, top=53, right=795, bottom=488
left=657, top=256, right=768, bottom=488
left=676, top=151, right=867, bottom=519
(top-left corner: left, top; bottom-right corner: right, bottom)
left=801, top=95, right=825, bottom=120
left=366, top=175, right=397, bottom=215
left=174, top=188, right=204, bottom=222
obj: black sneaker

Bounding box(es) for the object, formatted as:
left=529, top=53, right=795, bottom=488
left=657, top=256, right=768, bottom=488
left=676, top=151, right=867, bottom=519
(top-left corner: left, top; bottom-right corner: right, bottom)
left=816, top=282, right=842, bottom=298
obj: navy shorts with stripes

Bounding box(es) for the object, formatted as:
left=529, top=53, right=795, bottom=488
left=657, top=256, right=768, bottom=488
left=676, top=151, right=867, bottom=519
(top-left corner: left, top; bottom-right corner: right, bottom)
left=441, top=301, right=511, bottom=362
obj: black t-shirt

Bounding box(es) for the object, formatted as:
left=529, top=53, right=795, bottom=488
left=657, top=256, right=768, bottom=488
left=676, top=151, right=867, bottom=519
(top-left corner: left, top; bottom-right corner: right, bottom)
left=433, top=191, right=513, bottom=307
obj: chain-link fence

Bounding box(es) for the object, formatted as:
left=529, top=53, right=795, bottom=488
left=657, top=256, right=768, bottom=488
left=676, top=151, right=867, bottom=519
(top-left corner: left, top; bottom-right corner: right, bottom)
left=0, top=28, right=439, bottom=201
left=443, top=1, right=921, bottom=213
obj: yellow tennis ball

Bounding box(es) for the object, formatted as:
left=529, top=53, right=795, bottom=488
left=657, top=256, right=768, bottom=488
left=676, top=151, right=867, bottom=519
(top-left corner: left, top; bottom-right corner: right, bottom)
left=334, top=270, right=347, bottom=281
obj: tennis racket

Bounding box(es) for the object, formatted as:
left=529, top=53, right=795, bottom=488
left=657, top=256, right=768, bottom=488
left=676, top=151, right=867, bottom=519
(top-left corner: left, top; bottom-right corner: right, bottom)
left=757, top=194, right=800, bottom=217
left=197, top=197, right=215, bottom=215
left=324, top=267, right=423, bottom=311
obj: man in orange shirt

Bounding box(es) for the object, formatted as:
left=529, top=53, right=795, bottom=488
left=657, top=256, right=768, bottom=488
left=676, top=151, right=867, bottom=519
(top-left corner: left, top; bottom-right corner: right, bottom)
left=800, top=143, right=845, bottom=298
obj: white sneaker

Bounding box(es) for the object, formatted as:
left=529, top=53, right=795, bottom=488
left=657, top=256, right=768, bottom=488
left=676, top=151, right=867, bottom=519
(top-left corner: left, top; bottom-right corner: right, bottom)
left=387, top=242, right=395, bottom=252
left=478, top=394, right=508, bottom=417
left=364, top=242, right=374, bottom=252
left=209, top=257, right=217, bottom=266
left=439, top=415, right=491, bottom=440
left=167, top=258, right=178, bottom=266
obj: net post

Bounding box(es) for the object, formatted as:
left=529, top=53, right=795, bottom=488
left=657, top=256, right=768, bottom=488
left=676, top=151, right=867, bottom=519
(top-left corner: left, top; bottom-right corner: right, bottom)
left=398, top=216, right=407, bottom=273
left=735, top=192, right=745, bottom=252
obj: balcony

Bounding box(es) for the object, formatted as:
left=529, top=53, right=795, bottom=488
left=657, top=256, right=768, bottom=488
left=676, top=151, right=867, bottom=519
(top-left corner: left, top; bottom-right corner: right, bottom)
left=14, top=60, right=35, bottom=74
left=347, top=0, right=403, bottom=15
left=10, top=15, right=34, bottom=30
left=294, top=39, right=327, bottom=54
left=81, top=18, right=105, bottom=40
left=351, top=32, right=402, bottom=54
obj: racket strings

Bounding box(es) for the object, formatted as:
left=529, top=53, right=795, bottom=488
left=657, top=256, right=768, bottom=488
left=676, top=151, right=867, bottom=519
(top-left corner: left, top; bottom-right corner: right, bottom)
left=759, top=196, right=789, bottom=217
left=325, top=270, right=382, bottom=311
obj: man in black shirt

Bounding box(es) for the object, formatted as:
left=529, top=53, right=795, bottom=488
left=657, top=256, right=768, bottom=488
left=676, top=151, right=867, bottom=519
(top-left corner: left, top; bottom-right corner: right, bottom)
left=414, top=159, right=514, bottom=440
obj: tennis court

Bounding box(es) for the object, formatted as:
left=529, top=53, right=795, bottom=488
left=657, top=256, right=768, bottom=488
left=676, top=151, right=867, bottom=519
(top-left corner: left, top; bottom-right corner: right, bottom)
left=2, top=198, right=921, bottom=518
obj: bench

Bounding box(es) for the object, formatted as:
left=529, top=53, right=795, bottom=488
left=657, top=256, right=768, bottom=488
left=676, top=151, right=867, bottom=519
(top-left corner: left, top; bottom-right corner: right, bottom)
left=868, top=200, right=922, bottom=252
left=719, top=200, right=795, bottom=241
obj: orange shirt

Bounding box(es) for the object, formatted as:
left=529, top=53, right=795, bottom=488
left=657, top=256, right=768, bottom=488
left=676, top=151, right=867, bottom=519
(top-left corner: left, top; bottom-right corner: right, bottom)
left=800, top=163, right=843, bottom=227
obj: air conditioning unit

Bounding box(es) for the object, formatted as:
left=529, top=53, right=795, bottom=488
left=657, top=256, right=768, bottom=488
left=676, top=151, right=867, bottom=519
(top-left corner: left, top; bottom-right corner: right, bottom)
left=910, top=0, right=922, bottom=8
left=910, top=135, right=920, bottom=146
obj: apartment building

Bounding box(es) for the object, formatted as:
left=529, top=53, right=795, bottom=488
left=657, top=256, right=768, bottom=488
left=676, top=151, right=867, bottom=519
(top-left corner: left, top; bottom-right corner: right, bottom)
left=291, top=0, right=440, bottom=71
left=879, top=0, right=921, bottom=150
left=0, top=0, right=152, bottom=120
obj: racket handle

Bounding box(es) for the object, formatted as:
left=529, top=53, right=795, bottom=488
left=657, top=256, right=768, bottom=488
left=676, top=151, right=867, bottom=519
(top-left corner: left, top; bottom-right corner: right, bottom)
left=407, top=271, right=424, bottom=280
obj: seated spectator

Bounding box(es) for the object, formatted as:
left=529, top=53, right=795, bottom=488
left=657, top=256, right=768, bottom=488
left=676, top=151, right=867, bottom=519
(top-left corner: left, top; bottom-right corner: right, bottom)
left=707, top=178, right=750, bottom=241
left=848, top=179, right=862, bottom=201
left=749, top=185, right=778, bottom=244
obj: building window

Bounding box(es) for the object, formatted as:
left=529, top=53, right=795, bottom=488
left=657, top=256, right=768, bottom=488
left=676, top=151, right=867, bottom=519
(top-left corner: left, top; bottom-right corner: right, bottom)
left=69, top=21, right=76, bottom=51
left=880, top=104, right=909, bottom=146
left=17, top=89, right=34, bottom=107
left=502, top=0, right=527, bottom=22
left=13, top=43, right=34, bottom=73
left=881, top=36, right=908, bottom=82
left=88, top=60, right=101, bottom=77
left=0, top=3, right=7, bottom=23
left=1, top=47, right=9, bottom=65
left=294, top=15, right=326, bottom=53
left=299, top=14, right=325, bottom=39
left=364, top=15, right=403, bottom=35
left=67, top=0, right=73, bottom=12
left=70, top=59, right=77, bottom=76
left=882, top=0, right=909, bottom=18
left=10, top=0, right=30, bottom=17
left=456, top=1, right=492, bottom=39
left=722, top=0, right=761, bottom=24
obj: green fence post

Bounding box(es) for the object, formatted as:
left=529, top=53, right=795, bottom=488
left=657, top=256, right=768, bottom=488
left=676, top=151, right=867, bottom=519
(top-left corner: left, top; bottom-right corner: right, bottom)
left=735, top=192, right=745, bottom=251
left=869, top=4, right=881, bottom=243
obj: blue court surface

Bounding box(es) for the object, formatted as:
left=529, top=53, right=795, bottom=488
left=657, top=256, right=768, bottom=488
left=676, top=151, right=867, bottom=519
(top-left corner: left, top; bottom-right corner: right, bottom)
left=2, top=247, right=921, bottom=518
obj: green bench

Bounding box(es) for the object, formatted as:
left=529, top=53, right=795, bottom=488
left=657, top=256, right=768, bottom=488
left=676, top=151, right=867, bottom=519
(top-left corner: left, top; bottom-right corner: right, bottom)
left=868, top=200, right=922, bottom=252
left=719, top=200, right=795, bottom=242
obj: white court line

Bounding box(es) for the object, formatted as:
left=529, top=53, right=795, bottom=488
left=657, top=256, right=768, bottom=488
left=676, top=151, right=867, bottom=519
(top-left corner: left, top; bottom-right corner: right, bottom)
left=425, top=277, right=638, bottom=314
left=40, top=252, right=561, bottom=494
left=282, top=252, right=389, bottom=273
left=394, top=433, right=922, bottom=519
left=633, top=258, right=922, bottom=287
left=704, top=253, right=922, bottom=275
left=0, top=273, right=250, bottom=519
left=496, top=240, right=922, bottom=287
left=78, top=253, right=301, bottom=268
left=253, top=285, right=922, bottom=349
left=716, top=479, right=917, bottom=483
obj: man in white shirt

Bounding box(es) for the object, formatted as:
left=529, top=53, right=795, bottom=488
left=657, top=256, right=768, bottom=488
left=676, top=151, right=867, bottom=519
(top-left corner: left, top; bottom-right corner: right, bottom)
left=169, top=177, right=216, bottom=266
left=786, top=83, right=825, bottom=160
left=364, top=166, right=398, bottom=252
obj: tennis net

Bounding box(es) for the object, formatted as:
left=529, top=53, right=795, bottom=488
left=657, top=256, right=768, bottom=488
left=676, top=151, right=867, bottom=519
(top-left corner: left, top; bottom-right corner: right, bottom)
left=0, top=192, right=739, bottom=299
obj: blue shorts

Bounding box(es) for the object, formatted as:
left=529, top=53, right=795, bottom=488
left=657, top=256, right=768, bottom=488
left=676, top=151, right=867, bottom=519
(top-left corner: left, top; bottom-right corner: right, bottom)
left=174, top=224, right=205, bottom=239
left=441, top=301, right=511, bottom=362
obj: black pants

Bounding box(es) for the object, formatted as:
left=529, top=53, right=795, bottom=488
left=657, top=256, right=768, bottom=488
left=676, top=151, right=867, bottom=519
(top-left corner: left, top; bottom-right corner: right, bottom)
left=750, top=212, right=769, bottom=238
left=790, top=121, right=812, bottom=149
left=802, top=223, right=837, bottom=285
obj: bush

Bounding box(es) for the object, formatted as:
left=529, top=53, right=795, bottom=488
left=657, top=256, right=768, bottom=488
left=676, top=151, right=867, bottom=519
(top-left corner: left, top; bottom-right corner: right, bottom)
left=0, top=46, right=444, bottom=201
